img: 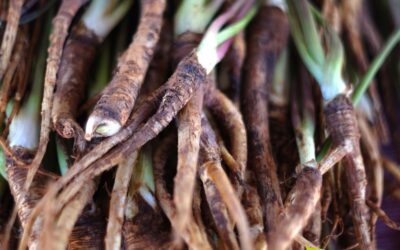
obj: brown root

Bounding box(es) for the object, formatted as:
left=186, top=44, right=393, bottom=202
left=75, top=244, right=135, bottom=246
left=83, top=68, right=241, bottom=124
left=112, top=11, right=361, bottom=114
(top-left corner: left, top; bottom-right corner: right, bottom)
left=205, top=86, right=247, bottom=184
left=153, top=132, right=212, bottom=249
left=52, top=22, right=100, bottom=152
left=268, top=167, right=322, bottom=250
left=86, top=0, right=166, bottom=139
left=105, top=151, right=138, bottom=250
left=45, top=179, right=98, bottom=250
left=0, top=27, right=28, bottom=123
left=242, top=6, right=289, bottom=233
left=241, top=171, right=267, bottom=249
left=366, top=200, right=400, bottom=231
left=0, top=0, right=24, bottom=79
left=67, top=203, right=106, bottom=250
left=218, top=31, right=245, bottom=107
left=199, top=116, right=251, bottom=250
left=173, top=87, right=203, bottom=233
left=6, top=148, right=58, bottom=249
left=325, top=94, right=372, bottom=249
left=25, top=0, right=89, bottom=192
left=169, top=29, right=203, bottom=235
left=359, top=116, right=384, bottom=243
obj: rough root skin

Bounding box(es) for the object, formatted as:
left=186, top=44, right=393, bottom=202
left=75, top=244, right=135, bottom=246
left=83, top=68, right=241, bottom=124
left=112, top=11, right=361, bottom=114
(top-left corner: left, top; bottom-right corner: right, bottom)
left=199, top=117, right=251, bottom=250
left=87, top=0, right=166, bottom=138
left=26, top=53, right=207, bottom=250
left=25, top=0, right=89, bottom=193
left=171, top=30, right=203, bottom=235
left=268, top=167, right=322, bottom=250
left=324, top=94, right=372, bottom=249
left=173, top=88, right=203, bottom=234
left=52, top=22, right=100, bottom=142
left=0, top=0, right=24, bottom=79
left=6, top=148, right=58, bottom=249
left=153, top=133, right=212, bottom=249
left=242, top=6, right=289, bottom=233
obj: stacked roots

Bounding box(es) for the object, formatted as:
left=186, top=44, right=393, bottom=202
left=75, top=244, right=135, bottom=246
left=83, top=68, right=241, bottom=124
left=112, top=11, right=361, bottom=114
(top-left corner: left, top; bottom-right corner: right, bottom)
left=0, top=0, right=400, bottom=249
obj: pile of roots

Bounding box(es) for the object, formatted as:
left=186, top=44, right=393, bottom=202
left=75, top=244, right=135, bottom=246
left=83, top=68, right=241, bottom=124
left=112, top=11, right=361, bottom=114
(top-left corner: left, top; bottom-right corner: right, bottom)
left=0, top=0, right=400, bottom=249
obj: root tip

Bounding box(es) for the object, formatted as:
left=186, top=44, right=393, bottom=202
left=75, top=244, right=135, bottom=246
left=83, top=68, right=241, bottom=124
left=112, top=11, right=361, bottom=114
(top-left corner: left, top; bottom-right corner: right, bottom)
left=85, top=116, right=122, bottom=140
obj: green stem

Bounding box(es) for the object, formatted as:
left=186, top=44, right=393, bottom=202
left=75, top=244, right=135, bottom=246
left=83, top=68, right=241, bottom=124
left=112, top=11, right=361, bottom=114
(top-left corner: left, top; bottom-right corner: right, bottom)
left=56, top=139, right=69, bottom=176
left=83, top=0, right=133, bottom=39
left=287, top=0, right=346, bottom=101
left=197, top=1, right=257, bottom=73
left=0, top=148, right=6, bottom=180
left=127, top=147, right=156, bottom=208
left=216, top=6, right=258, bottom=45
left=317, top=28, right=400, bottom=161
left=316, top=138, right=332, bottom=162
left=0, top=175, right=6, bottom=200
left=8, top=11, right=50, bottom=149
left=174, top=0, right=223, bottom=36
left=296, top=114, right=316, bottom=165
left=89, top=40, right=111, bottom=97
left=352, top=29, right=400, bottom=105
left=271, top=49, right=289, bottom=105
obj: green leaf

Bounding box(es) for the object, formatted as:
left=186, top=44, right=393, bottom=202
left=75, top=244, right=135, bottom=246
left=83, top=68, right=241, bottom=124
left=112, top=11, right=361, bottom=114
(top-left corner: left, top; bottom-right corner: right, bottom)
left=352, top=28, right=400, bottom=105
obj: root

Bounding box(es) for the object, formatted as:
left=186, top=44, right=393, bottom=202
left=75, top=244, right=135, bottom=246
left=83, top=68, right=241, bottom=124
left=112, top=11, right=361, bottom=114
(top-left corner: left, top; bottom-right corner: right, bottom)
left=366, top=200, right=400, bottom=231
left=199, top=116, right=251, bottom=250
left=174, top=87, right=203, bottom=233
left=171, top=29, right=203, bottom=235
left=359, top=116, right=384, bottom=243
left=46, top=179, right=98, bottom=250
left=205, top=86, right=247, bottom=183
left=52, top=22, right=100, bottom=151
left=25, top=0, right=89, bottom=191
left=0, top=27, right=28, bottom=122
left=153, top=132, right=212, bottom=249
left=200, top=162, right=239, bottom=250
left=267, top=167, right=322, bottom=250
left=325, top=94, right=372, bottom=249
left=242, top=6, right=289, bottom=232
left=218, top=31, right=245, bottom=106
left=6, top=149, right=58, bottom=249
left=86, top=0, right=166, bottom=139
left=105, top=151, right=138, bottom=250
left=241, top=171, right=267, bottom=249
left=0, top=0, right=24, bottom=79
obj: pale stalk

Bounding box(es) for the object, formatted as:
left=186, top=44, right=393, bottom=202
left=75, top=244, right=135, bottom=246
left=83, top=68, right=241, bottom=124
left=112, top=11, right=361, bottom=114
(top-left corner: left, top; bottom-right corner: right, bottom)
left=82, top=0, right=134, bottom=41
left=174, top=0, right=224, bottom=36
left=56, top=139, right=68, bottom=176
left=197, top=1, right=258, bottom=73
left=8, top=19, right=48, bottom=149
left=105, top=151, right=138, bottom=250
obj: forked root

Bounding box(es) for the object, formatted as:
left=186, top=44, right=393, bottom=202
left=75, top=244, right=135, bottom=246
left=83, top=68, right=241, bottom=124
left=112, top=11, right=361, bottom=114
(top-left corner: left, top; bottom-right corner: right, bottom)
left=199, top=116, right=251, bottom=250
left=325, top=94, right=372, bottom=249
left=268, top=167, right=322, bottom=250
left=153, top=132, right=212, bottom=250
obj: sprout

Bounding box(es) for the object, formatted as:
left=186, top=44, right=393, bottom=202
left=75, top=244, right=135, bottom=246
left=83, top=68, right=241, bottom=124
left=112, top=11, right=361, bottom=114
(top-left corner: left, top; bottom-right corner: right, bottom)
left=286, top=0, right=346, bottom=101
left=8, top=23, right=48, bottom=149
left=197, top=0, right=258, bottom=73
left=174, top=0, right=224, bottom=36
left=352, top=29, right=400, bottom=105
